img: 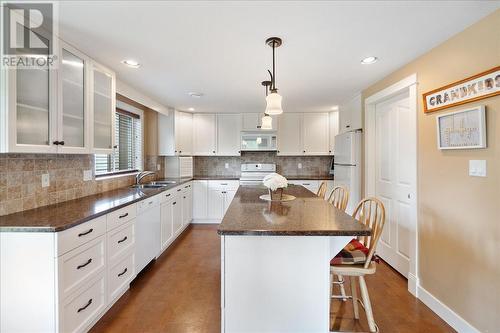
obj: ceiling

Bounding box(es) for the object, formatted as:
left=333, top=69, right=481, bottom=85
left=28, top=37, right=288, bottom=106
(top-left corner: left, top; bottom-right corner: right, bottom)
left=57, top=1, right=499, bottom=113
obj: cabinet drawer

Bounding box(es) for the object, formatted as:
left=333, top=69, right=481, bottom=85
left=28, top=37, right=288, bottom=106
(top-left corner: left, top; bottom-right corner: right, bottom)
left=108, top=253, right=135, bottom=302
left=59, top=236, right=106, bottom=299
left=208, top=180, right=239, bottom=190
left=107, top=204, right=137, bottom=231
left=160, top=188, right=176, bottom=203
left=62, top=273, right=106, bottom=333
left=107, top=221, right=135, bottom=265
left=57, top=216, right=106, bottom=256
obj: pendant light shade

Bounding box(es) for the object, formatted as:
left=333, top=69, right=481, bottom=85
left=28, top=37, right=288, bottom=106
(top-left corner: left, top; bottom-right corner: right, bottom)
left=261, top=114, right=273, bottom=130
left=265, top=91, right=283, bottom=115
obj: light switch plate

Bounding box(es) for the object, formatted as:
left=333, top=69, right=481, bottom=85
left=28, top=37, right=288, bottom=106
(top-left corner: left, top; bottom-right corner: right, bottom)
left=157, top=164, right=161, bottom=171
left=41, top=173, right=50, bottom=187
left=469, top=160, right=486, bottom=177
left=225, top=163, right=229, bottom=169
left=298, top=163, right=302, bottom=169
left=83, top=169, right=93, bottom=181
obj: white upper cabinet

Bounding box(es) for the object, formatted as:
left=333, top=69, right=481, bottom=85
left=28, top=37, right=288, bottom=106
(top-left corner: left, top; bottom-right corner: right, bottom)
left=329, top=111, right=339, bottom=155
left=339, top=94, right=362, bottom=133
left=0, top=34, right=115, bottom=154
left=242, top=113, right=277, bottom=131
left=91, top=61, right=116, bottom=153
left=57, top=42, right=90, bottom=154
left=302, top=113, right=329, bottom=155
left=158, top=110, right=193, bottom=156
left=217, top=114, right=241, bottom=156
left=192, top=113, right=217, bottom=156
left=277, top=113, right=302, bottom=155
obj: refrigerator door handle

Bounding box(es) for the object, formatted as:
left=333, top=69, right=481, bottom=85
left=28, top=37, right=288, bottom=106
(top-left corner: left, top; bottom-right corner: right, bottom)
left=333, top=163, right=356, bottom=167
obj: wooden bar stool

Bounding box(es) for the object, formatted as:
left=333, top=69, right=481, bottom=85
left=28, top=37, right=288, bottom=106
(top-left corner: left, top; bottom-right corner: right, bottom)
left=327, top=185, right=350, bottom=301
left=317, top=181, right=328, bottom=199
left=330, top=198, right=386, bottom=332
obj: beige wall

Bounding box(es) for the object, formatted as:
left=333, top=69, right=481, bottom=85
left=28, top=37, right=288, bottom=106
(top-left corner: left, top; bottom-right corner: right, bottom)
left=362, top=10, right=499, bottom=331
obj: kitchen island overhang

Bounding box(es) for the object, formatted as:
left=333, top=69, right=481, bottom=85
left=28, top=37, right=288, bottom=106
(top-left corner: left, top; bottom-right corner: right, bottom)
left=218, top=185, right=371, bottom=333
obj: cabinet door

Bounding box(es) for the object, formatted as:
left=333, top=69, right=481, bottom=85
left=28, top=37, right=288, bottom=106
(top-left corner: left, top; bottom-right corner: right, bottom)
left=339, top=94, right=362, bottom=132
left=175, top=111, right=192, bottom=156
left=172, top=198, right=182, bottom=235
left=6, top=30, right=57, bottom=153
left=57, top=42, right=90, bottom=153
left=277, top=113, right=302, bottom=155
left=302, top=113, right=329, bottom=155
left=207, top=189, right=224, bottom=219
left=192, top=180, right=208, bottom=219
left=242, top=113, right=260, bottom=131
left=223, top=190, right=237, bottom=215
left=182, top=190, right=191, bottom=226
left=160, top=201, right=174, bottom=250
left=329, top=112, right=339, bottom=155
left=193, top=114, right=216, bottom=155
left=217, top=114, right=241, bottom=156
left=91, top=62, right=115, bottom=153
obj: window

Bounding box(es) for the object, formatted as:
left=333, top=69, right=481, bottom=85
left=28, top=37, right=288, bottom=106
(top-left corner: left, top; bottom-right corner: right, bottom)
left=95, top=109, right=142, bottom=176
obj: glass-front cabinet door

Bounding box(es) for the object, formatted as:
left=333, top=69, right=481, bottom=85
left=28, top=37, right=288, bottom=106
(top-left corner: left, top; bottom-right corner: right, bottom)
left=91, top=62, right=116, bottom=153
left=57, top=42, right=90, bottom=153
left=3, top=28, right=57, bottom=153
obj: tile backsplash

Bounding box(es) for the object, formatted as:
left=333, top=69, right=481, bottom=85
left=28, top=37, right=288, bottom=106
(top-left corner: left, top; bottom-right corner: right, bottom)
left=0, top=154, right=163, bottom=216
left=194, top=152, right=333, bottom=177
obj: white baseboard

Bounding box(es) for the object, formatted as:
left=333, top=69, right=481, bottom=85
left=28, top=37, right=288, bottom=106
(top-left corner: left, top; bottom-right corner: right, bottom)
left=417, top=285, right=480, bottom=333
left=191, top=219, right=221, bottom=224
left=408, top=273, right=419, bottom=297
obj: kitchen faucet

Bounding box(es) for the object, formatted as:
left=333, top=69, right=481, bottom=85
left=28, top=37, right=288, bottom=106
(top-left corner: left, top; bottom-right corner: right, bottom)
left=135, top=171, right=156, bottom=185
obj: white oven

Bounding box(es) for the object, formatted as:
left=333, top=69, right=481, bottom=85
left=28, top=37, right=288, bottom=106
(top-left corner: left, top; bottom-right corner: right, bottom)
left=240, top=132, right=277, bottom=151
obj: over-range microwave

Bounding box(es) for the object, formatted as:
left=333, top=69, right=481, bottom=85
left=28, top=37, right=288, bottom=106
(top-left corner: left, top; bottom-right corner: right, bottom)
left=241, top=132, right=277, bottom=151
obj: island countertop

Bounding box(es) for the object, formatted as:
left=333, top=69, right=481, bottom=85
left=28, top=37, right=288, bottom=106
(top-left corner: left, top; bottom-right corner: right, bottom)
left=217, top=185, right=371, bottom=236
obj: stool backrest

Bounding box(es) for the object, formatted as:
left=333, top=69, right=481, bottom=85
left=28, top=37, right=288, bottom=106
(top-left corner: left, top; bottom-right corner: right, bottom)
left=352, top=198, right=386, bottom=268
left=316, top=181, right=328, bottom=199
left=327, top=186, right=349, bottom=212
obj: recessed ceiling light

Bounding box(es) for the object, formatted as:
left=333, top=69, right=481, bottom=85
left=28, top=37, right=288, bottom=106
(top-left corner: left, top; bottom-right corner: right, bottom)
left=188, top=92, right=204, bottom=98
left=188, top=107, right=195, bottom=111
left=121, top=59, right=141, bottom=68
left=361, top=56, right=378, bottom=65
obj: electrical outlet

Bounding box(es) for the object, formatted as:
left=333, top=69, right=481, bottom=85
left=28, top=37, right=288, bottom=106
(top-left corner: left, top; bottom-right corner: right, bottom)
left=298, top=163, right=302, bottom=169
left=157, top=164, right=161, bottom=171
left=83, top=169, right=93, bottom=181
left=225, top=163, right=229, bottom=169
left=41, top=173, right=50, bottom=188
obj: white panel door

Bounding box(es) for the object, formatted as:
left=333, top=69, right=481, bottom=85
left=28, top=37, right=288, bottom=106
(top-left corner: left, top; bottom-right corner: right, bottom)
left=302, top=112, right=329, bottom=155
left=374, top=92, right=414, bottom=277
left=160, top=200, right=174, bottom=250
left=192, top=180, right=208, bottom=219
left=223, top=189, right=237, bottom=215
left=193, top=114, right=216, bottom=155
left=217, top=114, right=241, bottom=156
left=242, top=113, right=260, bottom=131
left=277, top=113, right=302, bottom=155
left=172, top=198, right=183, bottom=236
left=207, top=189, right=224, bottom=219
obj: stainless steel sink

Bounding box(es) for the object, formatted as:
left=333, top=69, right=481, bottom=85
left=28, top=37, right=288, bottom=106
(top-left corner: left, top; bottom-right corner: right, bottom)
left=150, top=180, right=177, bottom=185
left=130, top=184, right=167, bottom=189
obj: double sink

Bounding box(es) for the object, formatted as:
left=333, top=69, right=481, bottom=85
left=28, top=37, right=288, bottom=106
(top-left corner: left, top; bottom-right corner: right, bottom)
left=130, top=180, right=177, bottom=189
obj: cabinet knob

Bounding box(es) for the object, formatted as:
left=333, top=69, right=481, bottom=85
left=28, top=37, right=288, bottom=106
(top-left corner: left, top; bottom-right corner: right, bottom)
left=212, top=151, right=216, bottom=153
left=303, top=150, right=306, bottom=153
left=113, top=145, right=118, bottom=149
left=52, top=140, right=60, bottom=145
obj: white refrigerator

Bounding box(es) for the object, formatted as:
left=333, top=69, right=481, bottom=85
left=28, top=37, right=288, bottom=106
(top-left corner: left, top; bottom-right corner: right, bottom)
left=333, top=130, right=362, bottom=215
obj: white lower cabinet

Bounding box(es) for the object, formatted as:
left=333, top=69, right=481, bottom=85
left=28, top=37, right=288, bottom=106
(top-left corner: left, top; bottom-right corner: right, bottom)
left=196, top=180, right=239, bottom=222
left=160, top=197, right=174, bottom=250
left=288, top=180, right=320, bottom=194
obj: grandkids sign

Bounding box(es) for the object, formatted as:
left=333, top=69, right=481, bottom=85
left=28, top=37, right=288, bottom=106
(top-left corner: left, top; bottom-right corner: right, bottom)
left=423, top=66, right=500, bottom=113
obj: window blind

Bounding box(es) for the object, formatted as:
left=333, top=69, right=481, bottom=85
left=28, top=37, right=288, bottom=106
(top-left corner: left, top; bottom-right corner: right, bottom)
left=95, top=110, right=142, bottom=176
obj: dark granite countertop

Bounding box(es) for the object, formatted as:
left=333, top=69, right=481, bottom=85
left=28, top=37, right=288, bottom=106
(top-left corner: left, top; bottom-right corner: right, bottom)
left=0, top=178, right=193, bottom=232
left=284, top=175, right=334, bottom=180
left=217, top=185, right=370, bottom=236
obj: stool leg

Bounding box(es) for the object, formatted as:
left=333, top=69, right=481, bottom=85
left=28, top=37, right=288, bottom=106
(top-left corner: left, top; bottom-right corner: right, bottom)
left=350, top=276, right=359, bottom=319
left=338, top=274, right=347, bottom=301
left=359, top=276, right=376, bottom=332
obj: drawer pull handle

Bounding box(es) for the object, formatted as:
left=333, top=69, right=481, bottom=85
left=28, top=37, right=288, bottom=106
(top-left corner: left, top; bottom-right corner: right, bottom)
left=77, top=258, right=92, bottom=270
left=77, top=299, right=92, bottom=313
left=78, top=229, right=93, bottom=237
left=184, top=185, right=189, bottom=188
left=221, top=183, right=228, bottom=185
left=117, top=236, right=128, bottom=244
left=177, top=189, right=181, bottom=192
left=303, top=183, right=311, bottom=185
left=173, top=202, right=177, bottom=205
left=118, top=267, right=128, bottom=277
left=119, top=213, right=129, bottom=219
left=183, top=196, right=186, bottom=199
left=165, top=194, right=171, bottom=197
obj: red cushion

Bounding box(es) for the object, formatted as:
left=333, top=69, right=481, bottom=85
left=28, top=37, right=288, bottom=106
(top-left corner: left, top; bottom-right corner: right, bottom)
left=330, top=238, right=379, bottom=265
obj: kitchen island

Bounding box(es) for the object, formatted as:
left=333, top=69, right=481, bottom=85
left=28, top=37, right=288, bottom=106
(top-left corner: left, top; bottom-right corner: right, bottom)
left=217, top=185, right=370, bottom=333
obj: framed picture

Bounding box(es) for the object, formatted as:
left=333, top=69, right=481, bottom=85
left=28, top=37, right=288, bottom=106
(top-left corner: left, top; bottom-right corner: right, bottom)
left=423, top=66, right=500, bottom=113
left=436, top=106, right=486, bottom=150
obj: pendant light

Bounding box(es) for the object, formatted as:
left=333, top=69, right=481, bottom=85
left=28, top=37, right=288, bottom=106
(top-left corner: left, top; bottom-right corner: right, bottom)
left=261, top=80, right=273, bottom=130
left=265, top=37, right=283, bottom=115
